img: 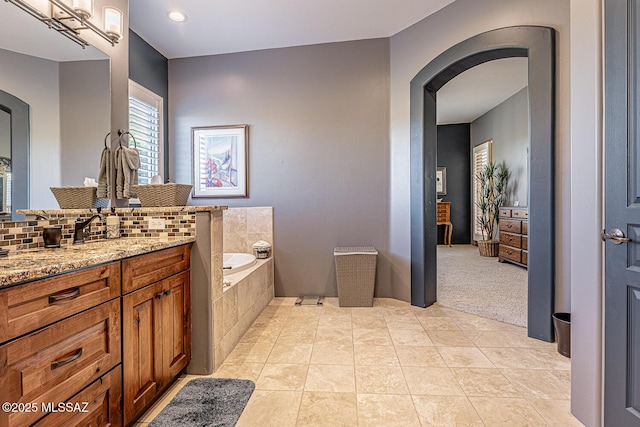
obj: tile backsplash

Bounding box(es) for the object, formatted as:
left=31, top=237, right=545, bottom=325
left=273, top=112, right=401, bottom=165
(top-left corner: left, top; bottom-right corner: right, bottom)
left=4, top=209, right=198, bottom=252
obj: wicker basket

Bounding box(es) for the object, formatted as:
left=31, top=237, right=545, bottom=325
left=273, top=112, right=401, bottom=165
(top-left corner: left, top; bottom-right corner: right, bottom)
left=50, top=187, right=110, bottom=209
left=132, top=184, right=193, bottom=207
left=334, top=246, right=378, bottom=307
left=478, top=240, right=499, bottom=257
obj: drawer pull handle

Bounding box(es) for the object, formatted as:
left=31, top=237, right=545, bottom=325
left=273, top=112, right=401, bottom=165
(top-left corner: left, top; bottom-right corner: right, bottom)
left=164, top=289, right=171, bottom=296
left=51, top=348, right=82, bottom=370
left=48, top=287, right=80, bottom=304
left=156, top=293, right=163, bottom=299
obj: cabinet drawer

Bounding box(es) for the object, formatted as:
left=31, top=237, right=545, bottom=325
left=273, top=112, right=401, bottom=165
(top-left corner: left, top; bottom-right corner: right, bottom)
left=0, top=262, right=121, bottom=343
left=499, top=208, right=511, bottom=218
left=522, top=221, right=528, bottom=235
left=436, top=213, right=449, bottom=222
left=522, top=236, right=528, bottom=250
left=500, top=220, right=522, bottom=234
left=512, top=209, right=528, bottom=219
left=499, top=245, right=521, bottom=263
left=499, top=232, right=521, bottom=248
left=0, top=300, right=121, bottom=427
left=522, top=251, right=528, bottom=265
left=33, top=366, right=122, bottom=427
left=122, top=245, right=190, bottom=294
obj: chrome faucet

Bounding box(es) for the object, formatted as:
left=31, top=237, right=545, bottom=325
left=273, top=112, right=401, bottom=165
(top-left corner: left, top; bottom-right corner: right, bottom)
left=73, top=214, right=103, bottom=244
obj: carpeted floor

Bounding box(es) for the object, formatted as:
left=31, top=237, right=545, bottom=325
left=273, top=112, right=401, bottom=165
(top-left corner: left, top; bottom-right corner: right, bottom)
left=148, top=378, right=255, bottom=427
left=437, top=244, right=528, bottom=327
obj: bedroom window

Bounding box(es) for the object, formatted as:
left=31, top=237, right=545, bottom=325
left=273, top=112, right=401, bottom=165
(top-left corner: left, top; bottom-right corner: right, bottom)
left=473, top=139, right=492, bottom=241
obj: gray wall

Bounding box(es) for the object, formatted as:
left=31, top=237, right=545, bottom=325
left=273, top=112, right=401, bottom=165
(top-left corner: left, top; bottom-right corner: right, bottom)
left=60, top=60, right=111, bottom=187
left=169, top=39, right=391, bottom=298
left=0, top=48, right=61, bottom=208
left=471, top=87, right=529, bottom=206
left=0, top=110, right=9, bottom=159
left=436, top=124, right=471, bottom=244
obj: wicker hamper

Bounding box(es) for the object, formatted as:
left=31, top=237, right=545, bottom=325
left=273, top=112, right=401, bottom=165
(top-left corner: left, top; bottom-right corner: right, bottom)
left=132, top=184, right=193, bottom=207
left=334, top=246, right=378, bottom=307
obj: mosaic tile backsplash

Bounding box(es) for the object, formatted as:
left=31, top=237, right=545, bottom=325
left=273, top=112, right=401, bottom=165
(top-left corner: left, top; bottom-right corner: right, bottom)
left=3, top=210, right=196, bottom=252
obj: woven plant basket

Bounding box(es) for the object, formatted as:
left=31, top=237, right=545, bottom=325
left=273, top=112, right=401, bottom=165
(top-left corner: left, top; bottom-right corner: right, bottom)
left=50, top=187, right=109, bottom=209
left=478, top=240, right=499, bottom=257
left=132, top=184, right=193, bottom=207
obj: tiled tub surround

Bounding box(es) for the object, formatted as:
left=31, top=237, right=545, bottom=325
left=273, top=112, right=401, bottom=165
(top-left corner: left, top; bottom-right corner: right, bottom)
left=216, top=257, right=275, bottom=371
left=223, top=207, right=274, bottom=254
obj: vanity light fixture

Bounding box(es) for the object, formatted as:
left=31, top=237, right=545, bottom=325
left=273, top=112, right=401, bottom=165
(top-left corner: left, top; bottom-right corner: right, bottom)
left=167, top=9, right=187, bottom=23
left=7, top=0, right=122, bottom=48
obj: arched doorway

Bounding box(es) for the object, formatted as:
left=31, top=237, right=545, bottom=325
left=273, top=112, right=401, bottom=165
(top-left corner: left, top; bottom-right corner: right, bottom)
left=410, top=26, right=555, bottom=341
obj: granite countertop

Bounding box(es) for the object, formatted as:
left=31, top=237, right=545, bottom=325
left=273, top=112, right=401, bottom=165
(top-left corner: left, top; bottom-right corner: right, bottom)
left=0, top=236, right=195, bottom=288
left=18, top=206, right=228, bottom=216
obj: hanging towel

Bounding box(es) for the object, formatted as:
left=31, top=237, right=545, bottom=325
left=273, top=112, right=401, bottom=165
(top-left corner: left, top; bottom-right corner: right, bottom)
left=115, top=145, right=140, bottom=199
left=97, top=146, right=111, bottom=198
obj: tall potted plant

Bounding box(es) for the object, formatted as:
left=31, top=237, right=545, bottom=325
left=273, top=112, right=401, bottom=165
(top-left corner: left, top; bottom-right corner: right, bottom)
left=476, top=162, right=508, bottom=257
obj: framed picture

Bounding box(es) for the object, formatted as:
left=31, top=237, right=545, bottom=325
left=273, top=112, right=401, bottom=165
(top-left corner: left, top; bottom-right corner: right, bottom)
left=192, top=125, right=249, bottom=198
left=436, top=167, right=447, bottom=196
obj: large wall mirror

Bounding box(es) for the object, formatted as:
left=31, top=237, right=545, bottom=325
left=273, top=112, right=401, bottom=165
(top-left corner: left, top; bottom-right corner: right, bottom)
left=0, top=1, right=111, bottom=218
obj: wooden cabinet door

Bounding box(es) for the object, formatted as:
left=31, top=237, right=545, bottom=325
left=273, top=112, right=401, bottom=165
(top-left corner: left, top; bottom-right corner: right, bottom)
left=161, top=271, right=191, bottom=381
left=123, top=282, right=163, bottom=425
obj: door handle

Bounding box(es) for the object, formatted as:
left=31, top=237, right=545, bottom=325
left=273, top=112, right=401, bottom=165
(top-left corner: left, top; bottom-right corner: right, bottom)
left=601, top=228, right=632, bottom=245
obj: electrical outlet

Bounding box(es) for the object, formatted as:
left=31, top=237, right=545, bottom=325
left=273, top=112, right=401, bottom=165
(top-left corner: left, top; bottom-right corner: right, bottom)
left=149, top=218, right=165, bottom=229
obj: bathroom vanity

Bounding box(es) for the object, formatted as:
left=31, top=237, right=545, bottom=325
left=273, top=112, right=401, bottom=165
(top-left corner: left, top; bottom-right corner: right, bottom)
left=0, top=238, right=193, bottom=426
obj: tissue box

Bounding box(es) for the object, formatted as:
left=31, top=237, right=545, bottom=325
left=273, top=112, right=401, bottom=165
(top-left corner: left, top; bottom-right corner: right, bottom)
left=50, top=187, right=110, bottom=209
left=132, top=184, right=192, bottom=207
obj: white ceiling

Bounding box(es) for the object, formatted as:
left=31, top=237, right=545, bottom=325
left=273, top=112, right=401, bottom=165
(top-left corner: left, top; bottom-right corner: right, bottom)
left=129, top=0, right=455, bottom=59
left=437, top=58, right=529, bottom=124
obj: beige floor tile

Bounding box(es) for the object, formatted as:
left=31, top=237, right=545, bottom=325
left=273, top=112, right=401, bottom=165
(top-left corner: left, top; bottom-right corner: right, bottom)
left=225, top=342, right=275, bottom=364
left=276, top=327, right=316, bottom=344
left=138, top=376, right=190, bottom=422
left=412, top=306, right=451, bottom=318
left=418, top=316, right=461, bottom=331
left=267, top=343, right=313, bottom=364
left=295, top=392, right=358, bottom=427
left=453, top=317, right=517, bottom=331
left=304, top=364, right=356, bottom=392
left=236, top=390, right=302, bottom=427
left=437, top=346, right=495, bottom=368
left=351, top=307, right=386, bottom=318
left=354, top=344, right=399, bottom=366
left=385, top=314, right=424, bottom=330
left=317, top=316, right=352, bottom=329
left=501, top=330, right=559, bottom=349
left=450, top=367, right=521, bottom=397
left=353, top=328, right=393, bottom=346
left=212, top=363, right=265, bottom=381
left=239, top=325, right=282, bottom=343
left=481, top=347, right=571, bottom=370
left=427, top=330, right=475, bottom=347
left=462, top=330, right=520, bottom=347
left=375, top=298, right=412, bottom=308
left=411, top=395, right=484, bottom=427
left=351, top=316, right=388, bottom=329
left=255, top=364, right=309, bottom=391
left=469, top=397, right=548, bottom=426
left=355, top=365, right=409, bottom=394
left=310, top=343, right=354, bottom=365
left=315, top=327, right=353, bottom=345
left=389, top=328, right=434, bottom=346
left=357, top=394, right=421, bottom=427
left=395, top=345, right=447, bottom=367
left=501, top=369, right=571, bottom=399
left=529, top=398, right=584, bottom=426
left=401, top=367, right=465, bottom=396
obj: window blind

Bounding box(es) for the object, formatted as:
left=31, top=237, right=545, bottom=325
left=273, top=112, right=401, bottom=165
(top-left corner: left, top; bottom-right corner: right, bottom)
left=473, top=141, right=492, bottom=240
left=128, top=81, right=163, bottom=187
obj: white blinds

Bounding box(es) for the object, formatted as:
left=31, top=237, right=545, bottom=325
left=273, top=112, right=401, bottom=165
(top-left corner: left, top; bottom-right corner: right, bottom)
left=473, top=140, right=492, bottom=240
left=128, top=81, right=163, bottom=186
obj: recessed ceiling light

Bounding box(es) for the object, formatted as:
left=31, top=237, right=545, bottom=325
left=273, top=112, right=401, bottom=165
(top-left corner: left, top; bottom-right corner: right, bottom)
left=167, top=9, right=187, bottom=23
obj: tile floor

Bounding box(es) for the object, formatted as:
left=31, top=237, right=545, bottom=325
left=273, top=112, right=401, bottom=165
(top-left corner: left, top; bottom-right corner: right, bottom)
left=135, top=298, right=583, bottom=426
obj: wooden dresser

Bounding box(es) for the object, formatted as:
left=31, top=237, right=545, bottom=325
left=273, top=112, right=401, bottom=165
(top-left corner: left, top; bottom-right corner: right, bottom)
left=498, top=207, right=528, bottom=268
left=437, top=202, right=453, bottom=246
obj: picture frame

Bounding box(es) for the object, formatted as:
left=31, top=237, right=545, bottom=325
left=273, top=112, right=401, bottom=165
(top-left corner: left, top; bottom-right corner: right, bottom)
left=192, top=125, right=249, bottom=198
left=436, top=166, right=447, bottom=196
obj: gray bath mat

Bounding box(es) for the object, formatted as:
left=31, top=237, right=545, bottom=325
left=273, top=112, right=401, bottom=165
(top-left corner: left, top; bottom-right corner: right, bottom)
left=148, top=378, right=255, bottom=427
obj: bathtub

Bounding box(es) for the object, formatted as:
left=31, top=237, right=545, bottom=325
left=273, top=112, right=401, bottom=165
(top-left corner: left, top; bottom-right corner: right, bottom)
left=223, top=253, right=257, bottom=275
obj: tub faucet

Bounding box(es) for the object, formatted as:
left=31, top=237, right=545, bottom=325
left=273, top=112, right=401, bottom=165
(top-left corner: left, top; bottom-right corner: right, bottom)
left=73, top=214, right=103, bottom=244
